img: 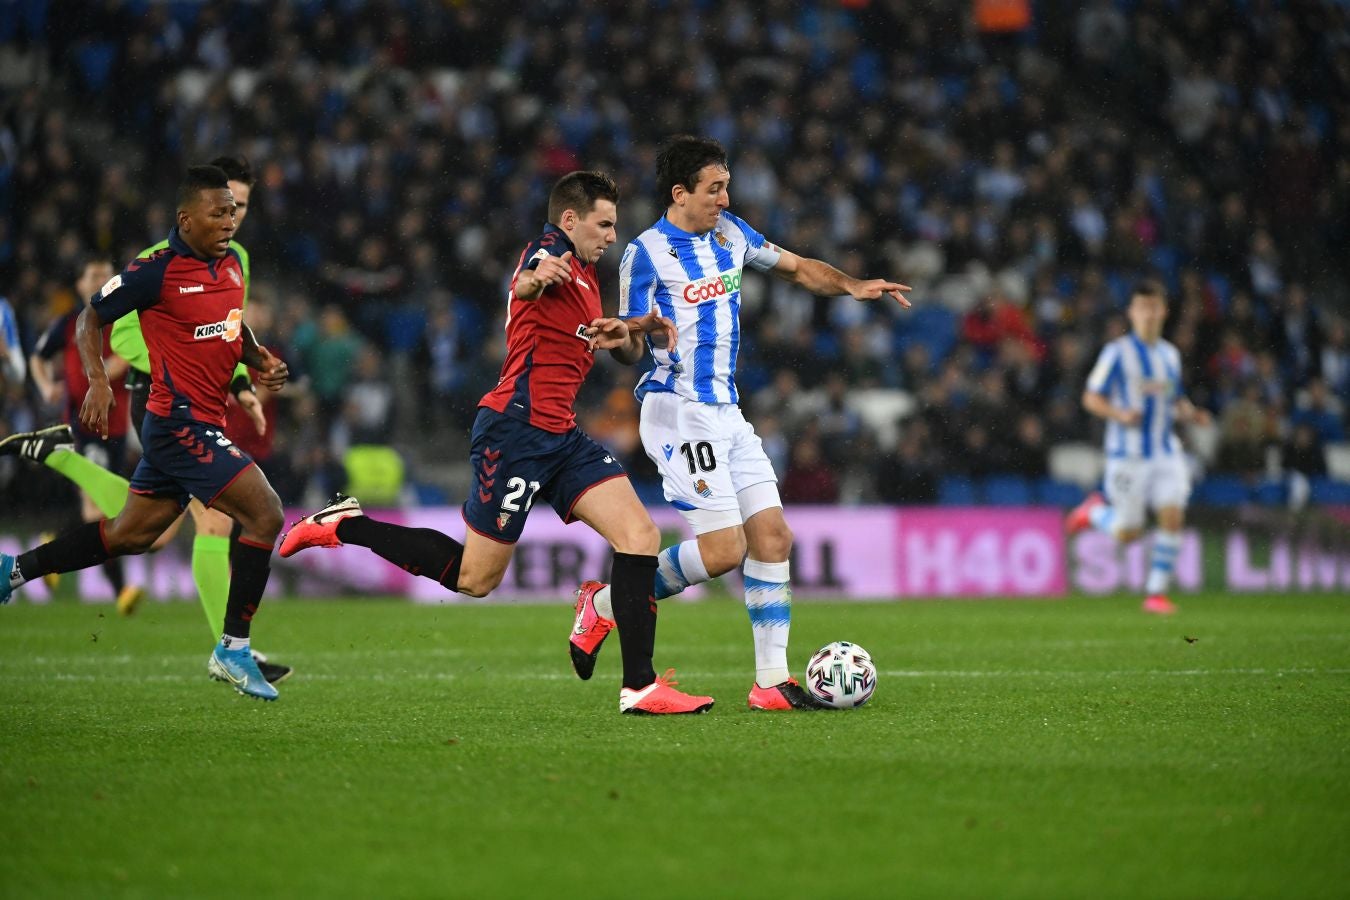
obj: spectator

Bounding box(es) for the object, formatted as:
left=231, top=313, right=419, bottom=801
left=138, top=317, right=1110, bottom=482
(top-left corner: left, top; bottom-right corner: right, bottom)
left=1282, top=423, right=1328, bottom=480
left=1216, top=381, right=1276, bottom=479
left=1006, top=413, right=1050, bottom=479
left=2, top=0, right=1348, bottom=512
left=780, top=433, right=839, bottom=505
left=1290, top=377, right=1346, bottom=445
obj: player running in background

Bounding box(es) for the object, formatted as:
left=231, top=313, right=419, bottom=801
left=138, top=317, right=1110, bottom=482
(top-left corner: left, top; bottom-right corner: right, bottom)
left=279, top=171, right=713, bottom=715
left=27, top=255, right=144, bottom=612
left=0, top=293, right=23, bottom=387
left=566, top=135, right=911, bottom=711
left=0, top=156, right=291, bottom=683
left=1066, top=279, right=1212, bottom=614
left=0, top=165, right=291, bottom=700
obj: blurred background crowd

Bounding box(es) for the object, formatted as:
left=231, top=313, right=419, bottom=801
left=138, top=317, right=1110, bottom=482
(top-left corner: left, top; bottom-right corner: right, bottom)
left=2, top=0, right=1348, bottom=516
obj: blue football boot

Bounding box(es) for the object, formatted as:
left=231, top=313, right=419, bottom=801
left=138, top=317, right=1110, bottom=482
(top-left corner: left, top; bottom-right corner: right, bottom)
left=0, top=554, right=15, bottom=605
left=208, top=640, right=279, bottom=701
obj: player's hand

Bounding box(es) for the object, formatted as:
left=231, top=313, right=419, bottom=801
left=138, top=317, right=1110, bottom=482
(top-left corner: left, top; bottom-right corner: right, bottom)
left=850, top=279, right=912, bottom=308
left=238, top=390, right=267, bottom=435
left=1116, top=408, right=1142, bottom=427
left=80, top=381, right=115, bottom=439
left=254, top=346, right=289, bottom=392
left=625, top=310, right=677, bottom=350
left=1190, top=408, right=1212, bottom=427
left=585, top=317, right=632, bottom=351
left=534, top=251, right=574, bottom=287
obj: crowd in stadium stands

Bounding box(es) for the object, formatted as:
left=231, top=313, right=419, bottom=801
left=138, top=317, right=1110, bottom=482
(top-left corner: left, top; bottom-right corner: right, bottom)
left=1, top=0, right=1347, bottom=514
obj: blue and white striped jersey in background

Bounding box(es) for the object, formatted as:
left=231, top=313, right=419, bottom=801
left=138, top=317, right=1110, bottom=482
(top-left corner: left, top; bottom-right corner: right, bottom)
left=1086, top=334, right=1184, bottom=459
left=0, top=297, right=25, bottom=385
left=619, top=211, right=782, bottom=405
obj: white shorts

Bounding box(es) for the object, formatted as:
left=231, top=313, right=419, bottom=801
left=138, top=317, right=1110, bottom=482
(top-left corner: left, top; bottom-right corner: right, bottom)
left=1104, top=455, right=1191, bottom=531
left=638, top=391, right=780, bottom=535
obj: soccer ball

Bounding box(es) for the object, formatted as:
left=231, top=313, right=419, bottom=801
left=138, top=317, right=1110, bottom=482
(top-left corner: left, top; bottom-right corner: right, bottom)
left=804, top=641, right=877, bottom=709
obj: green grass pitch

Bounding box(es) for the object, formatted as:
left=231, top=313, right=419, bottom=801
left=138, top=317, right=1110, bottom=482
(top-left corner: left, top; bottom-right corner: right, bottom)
left=1, top=592, right=1347, bottom=899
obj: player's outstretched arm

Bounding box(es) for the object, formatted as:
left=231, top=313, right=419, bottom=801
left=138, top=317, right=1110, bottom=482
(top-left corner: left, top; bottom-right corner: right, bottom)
left=588, top=311, right=677, bottom=365
left=240, top=323, right=289, bottom=392
left=1174, top=397, right=1212, bottom=427
left=75, top=306, right=115, bottom=438
left=770, top=250, right=911, bottom=308
left=1082, top=389, right=1141, bottom=426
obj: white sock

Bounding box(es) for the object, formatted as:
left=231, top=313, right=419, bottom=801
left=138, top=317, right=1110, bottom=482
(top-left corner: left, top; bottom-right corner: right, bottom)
left=220, top=634, right=250, bottom=652
left=595, top=540, right=712, bottom=617
left=1145, top=530, right=1182, bottom=595
left=592, top=585, right=614, bottom=620
left=743, top=558, right=791, bottom=687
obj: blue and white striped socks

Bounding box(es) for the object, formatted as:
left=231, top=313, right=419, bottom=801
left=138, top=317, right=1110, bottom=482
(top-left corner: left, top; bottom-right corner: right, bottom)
left=654, top=540, right=709, bottom=600
left=592, top=540, right=710, bottom=619
left=1145, top=531, right=1181, bottom=595
left=1089, top=502, right=1119, bottom=536
left=743, top=558, right=791, bottom=687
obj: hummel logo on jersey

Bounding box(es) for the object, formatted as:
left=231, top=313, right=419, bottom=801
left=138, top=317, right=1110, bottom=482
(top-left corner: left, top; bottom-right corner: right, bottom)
left=179, top=284, right=204, bottom=294
left=662, top=443, right=674, bottom=460
left=193, top=308, right=243, bottom=341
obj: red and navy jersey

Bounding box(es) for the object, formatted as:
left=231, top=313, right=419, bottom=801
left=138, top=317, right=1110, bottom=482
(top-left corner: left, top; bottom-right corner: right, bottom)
left=478, top=223, right=602, bottom=434
left=34, top=309, right=130, bottom=437
left=90, top=229, right=247, bottom=427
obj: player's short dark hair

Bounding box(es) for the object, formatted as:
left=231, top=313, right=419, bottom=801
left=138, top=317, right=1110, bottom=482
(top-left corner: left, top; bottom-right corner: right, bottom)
left=209, top=154, right=255, bottom=187
left=177, top=165, right=230, bottom=211
left=1131, top=278, right=1168, bottom=303
left=547, top=171, right=619, bottom=224
left=655, top=135, right=729, bottom=205
left=72, top=252, right=113, bottom=285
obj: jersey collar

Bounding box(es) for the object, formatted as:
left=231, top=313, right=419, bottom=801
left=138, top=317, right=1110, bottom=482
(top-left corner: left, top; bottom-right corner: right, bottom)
left=655, top=213, right=713, bottom=240
left=540, top=222, right=577, bottom=256
left=167, top=227, right=213, bottom=262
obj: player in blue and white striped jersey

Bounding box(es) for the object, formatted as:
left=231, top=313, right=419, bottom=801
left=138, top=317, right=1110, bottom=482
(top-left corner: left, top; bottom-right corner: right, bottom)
left=1067, top=280, right=1211, bottom=615
left=0, top=295, right=25, bottom=387
left=568, top=136, right=910, bottom=710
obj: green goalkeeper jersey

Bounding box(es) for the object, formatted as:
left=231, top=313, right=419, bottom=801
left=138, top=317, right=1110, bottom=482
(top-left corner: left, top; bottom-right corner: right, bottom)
left=109, top=238, right=251, bottom=381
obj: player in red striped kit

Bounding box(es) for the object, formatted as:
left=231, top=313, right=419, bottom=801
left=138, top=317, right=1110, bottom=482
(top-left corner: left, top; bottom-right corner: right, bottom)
left=0, top=166, right=290, bottom=701
left=280, top=171, right=713, bottom=714
left=27, top=255, right=144, bottom=612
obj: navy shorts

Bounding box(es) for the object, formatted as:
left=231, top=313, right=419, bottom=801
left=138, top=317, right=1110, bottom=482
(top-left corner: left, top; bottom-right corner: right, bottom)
left=463, top=407, right=627, bottom=543
left=129, top=413, right=255, bottom=509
